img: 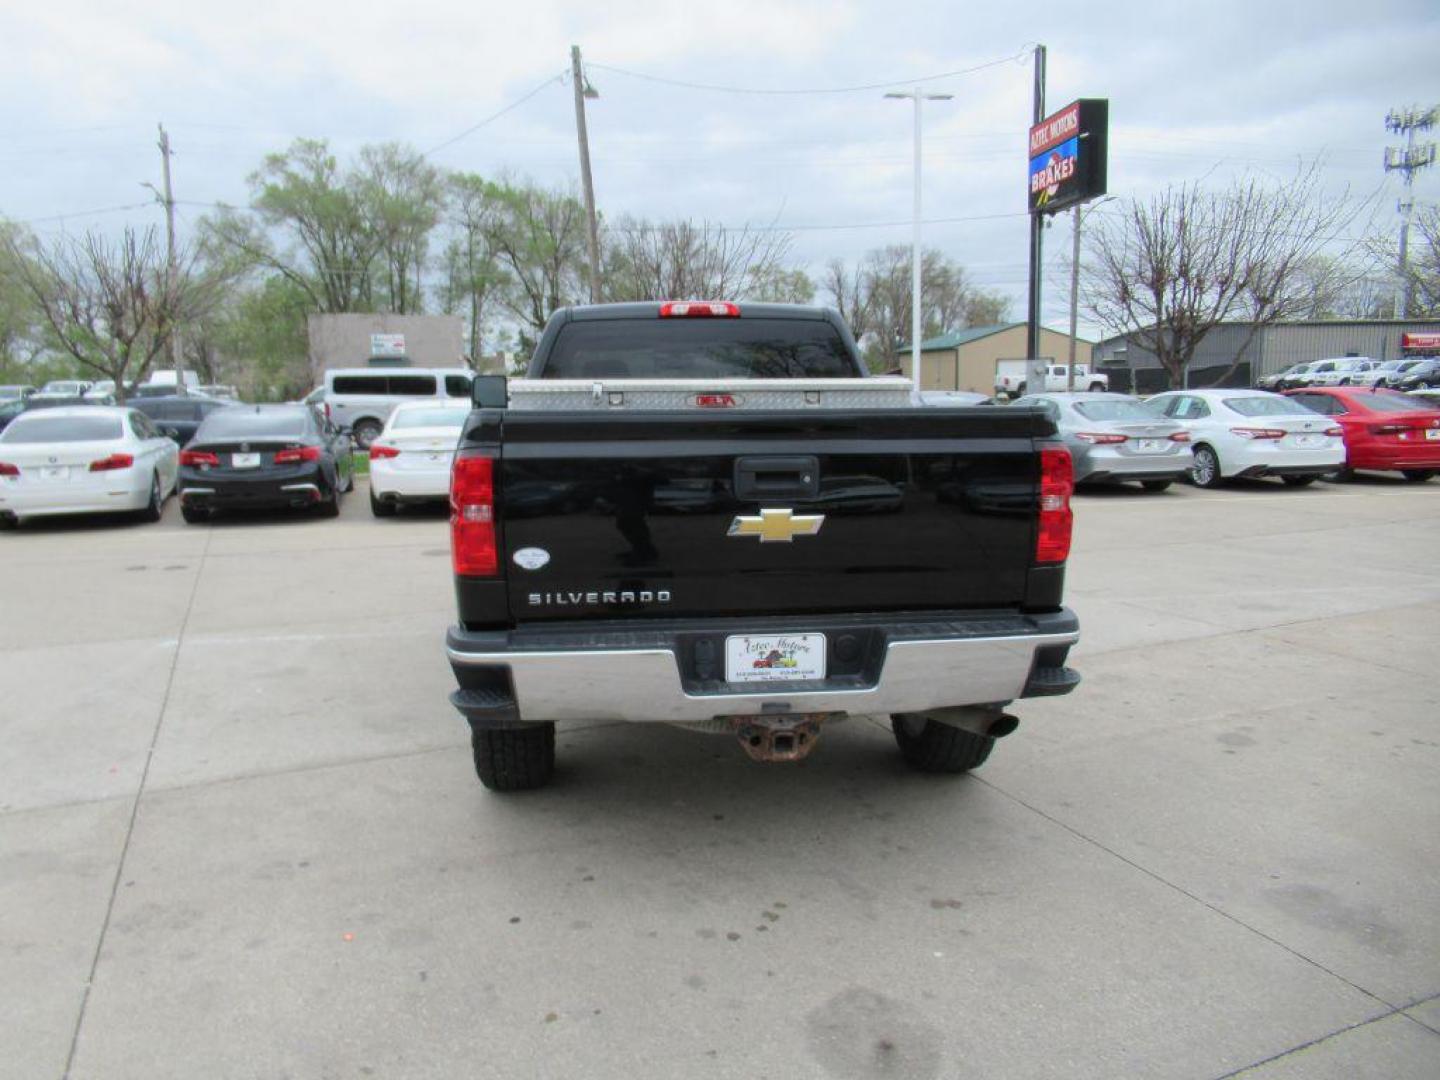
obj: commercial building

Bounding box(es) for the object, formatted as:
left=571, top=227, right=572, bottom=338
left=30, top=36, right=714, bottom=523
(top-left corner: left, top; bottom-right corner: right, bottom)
left=1094, top=320, right=1440, bottom=393
left=897, top=323, right=1094, bottom=392
left=306, top=314, right=465, bottom=384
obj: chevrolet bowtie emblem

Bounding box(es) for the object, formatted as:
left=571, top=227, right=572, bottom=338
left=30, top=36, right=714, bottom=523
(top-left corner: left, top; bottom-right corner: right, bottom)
left=727, top=508, right=825, bottom=543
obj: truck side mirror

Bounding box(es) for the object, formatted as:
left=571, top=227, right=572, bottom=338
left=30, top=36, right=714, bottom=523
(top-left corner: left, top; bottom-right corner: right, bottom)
left=473, top=375, right=508, bottom=408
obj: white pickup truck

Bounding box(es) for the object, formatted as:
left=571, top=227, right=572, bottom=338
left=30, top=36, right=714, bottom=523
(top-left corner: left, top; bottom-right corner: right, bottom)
left=995, top=362, right=1108, bottom=397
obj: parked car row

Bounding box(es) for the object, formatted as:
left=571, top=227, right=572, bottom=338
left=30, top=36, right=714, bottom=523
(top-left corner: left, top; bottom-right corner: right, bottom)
left=1258, top=357, right=1440, bottom=392
left=1011, top=385, right=1440, bottom=491
left=0, top=397, right=471, bottom=529
left=3, top=381, right=1437, bottom=530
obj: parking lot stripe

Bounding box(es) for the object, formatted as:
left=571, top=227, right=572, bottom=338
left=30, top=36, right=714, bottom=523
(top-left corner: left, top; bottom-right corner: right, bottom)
left=61, top=527, right=214, bottom=1080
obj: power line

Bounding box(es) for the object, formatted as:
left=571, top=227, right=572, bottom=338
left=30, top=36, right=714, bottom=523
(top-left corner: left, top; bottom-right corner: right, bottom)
left=599, top=210, right=1032, bottom=235
left=422, top=71, right=569, bottom=157
left=14, top=201, right=153, bottom=225
left=587, top=49, right=1030, bottom=96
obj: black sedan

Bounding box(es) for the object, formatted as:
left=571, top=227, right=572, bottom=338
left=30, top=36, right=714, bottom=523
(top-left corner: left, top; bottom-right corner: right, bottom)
left=177, top=404, right=354, bottom=523
left=129, top=394, right=230, bottom=446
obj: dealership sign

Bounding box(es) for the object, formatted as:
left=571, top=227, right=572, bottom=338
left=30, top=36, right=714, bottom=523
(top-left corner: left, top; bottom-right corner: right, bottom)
left=1401, top=332, right=1440, bottom=351
left=1029, top=99, right=1109, bottom=214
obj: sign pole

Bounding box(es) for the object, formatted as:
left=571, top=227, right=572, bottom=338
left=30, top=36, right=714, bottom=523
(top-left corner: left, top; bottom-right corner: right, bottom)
left=1026, top=45, right=1046, bottom=366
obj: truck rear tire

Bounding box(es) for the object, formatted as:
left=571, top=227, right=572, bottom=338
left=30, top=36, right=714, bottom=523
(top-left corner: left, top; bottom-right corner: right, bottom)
left=473, top=724, right=555, bottom=791
left=1088, top=382, right=1105, bottom=392
left=891, top=714, right=994, bottom=774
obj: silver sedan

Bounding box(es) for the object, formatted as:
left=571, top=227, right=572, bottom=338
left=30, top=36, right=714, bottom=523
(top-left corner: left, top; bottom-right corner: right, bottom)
left=1011, top=392, right=1194, bottom=491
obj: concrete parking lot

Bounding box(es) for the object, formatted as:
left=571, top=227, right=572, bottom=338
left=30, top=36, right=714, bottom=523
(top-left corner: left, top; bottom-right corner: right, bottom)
left=2, top=476, right=1438, bottom=1079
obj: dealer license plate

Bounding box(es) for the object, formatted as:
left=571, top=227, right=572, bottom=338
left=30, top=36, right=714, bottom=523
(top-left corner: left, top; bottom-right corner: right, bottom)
left=725, top=633, right=827, bottom=684
left=1133, top=439, right=1166, bottom=453
left=1427, top=429, right=1440, bottom=441
left=42, top=465, right=70, bottom=481
left=231, top=452, right=260, bottom=468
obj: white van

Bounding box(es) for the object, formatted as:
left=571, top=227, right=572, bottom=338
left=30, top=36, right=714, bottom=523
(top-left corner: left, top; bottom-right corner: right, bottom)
left=314, top=367, right=473, bottom=448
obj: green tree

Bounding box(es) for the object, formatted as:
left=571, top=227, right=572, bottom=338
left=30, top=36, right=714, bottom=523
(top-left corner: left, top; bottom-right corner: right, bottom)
left=203, top=138, right=378, bottom=314
left=484, top=179, right=588, bottom=335
left=353, top=143, right=444, bottom=314
left=439, top=173, right=508, bottom=365
left=207, top=275, right=313, bottom=401
left=0, top=222, right=46, bottom=376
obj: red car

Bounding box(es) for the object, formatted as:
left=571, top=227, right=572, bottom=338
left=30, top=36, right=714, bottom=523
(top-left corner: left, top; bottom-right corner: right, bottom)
left=1284, top=387, right=1440, bottom=481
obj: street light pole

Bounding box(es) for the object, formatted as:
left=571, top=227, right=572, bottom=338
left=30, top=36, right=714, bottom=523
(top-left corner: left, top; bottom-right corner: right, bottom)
left=885, top=88, right=953, bottom=396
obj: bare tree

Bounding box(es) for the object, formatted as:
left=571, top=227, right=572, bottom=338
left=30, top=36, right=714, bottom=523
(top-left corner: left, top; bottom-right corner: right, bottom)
left=1, top=226, right=183, bottom=399
left=1403, top=203, right=1440, bottom=317
left=835, top=245, right=1011, bottom=369
left=822, top=257, right=873, bottom=342
left=1085, top=166, right=1364, bottom=388
left=601, top=218, right=799, bottom=303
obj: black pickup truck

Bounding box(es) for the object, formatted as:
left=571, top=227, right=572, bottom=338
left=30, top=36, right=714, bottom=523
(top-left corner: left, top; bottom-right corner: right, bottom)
left=446, top=301, right=1079, bottom=790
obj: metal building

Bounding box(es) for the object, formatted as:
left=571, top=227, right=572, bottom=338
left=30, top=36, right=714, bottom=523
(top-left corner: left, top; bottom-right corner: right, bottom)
left=899, top=323, right=1093, bottom=392
left=1093, top=320, right=1440, bottom=393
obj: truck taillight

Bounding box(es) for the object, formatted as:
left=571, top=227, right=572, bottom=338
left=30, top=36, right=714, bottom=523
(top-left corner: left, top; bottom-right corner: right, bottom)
left=1036, top=447, right=1074, bottom=565
left=659, top=301, right=740, bottom=318
left=451, top=452, right=497, bottom=577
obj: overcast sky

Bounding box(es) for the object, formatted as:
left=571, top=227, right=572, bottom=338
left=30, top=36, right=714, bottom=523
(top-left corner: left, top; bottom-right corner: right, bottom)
left=3, top=0, right=1437, bottom=337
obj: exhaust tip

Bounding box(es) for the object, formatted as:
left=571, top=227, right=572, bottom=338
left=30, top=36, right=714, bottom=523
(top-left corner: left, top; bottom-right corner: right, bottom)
left=987, top=713, right=1020, bottom=739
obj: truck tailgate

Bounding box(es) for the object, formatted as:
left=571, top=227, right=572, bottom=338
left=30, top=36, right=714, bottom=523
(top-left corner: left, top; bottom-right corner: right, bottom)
left=494, top=407, right=1050, bottom=623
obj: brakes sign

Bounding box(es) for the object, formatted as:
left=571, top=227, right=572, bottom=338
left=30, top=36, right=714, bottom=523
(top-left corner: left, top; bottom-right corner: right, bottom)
left=1028, top=99, right=1108, bottom=215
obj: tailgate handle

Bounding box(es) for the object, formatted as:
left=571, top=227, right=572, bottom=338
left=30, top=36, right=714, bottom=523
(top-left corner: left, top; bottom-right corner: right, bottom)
left=734, top=456, right=819, bottom=501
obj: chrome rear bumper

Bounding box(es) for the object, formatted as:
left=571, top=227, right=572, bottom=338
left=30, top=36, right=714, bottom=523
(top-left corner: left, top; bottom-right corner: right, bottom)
left=447, top=610, right=1079, bottom=727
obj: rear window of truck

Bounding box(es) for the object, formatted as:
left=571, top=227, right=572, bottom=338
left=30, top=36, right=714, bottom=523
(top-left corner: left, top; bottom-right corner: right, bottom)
left=540, top=318, right=859, bottom=379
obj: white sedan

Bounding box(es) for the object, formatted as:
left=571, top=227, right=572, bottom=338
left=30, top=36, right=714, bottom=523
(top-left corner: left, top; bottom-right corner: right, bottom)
left=0, top=406, right=179, bottom=526
left=1144, top=389, right=1345, bottom=488
left=366, top=400, right=469, bottom=517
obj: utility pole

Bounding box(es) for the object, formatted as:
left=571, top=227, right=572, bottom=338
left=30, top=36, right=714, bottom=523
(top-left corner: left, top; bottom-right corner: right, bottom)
left=1025, top=45, right=1046, bottom=367
left=1067, top=195, right=1114, bottom=391
left=156, top=124, right=185, bottom=395
left=1384, top=105, right=1437, bottom=319
left=884, top=88, right=953, bottom=396
left=1066, top=203, right=1081, bottom=390
left=571, top=46, right=602, bottom=305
